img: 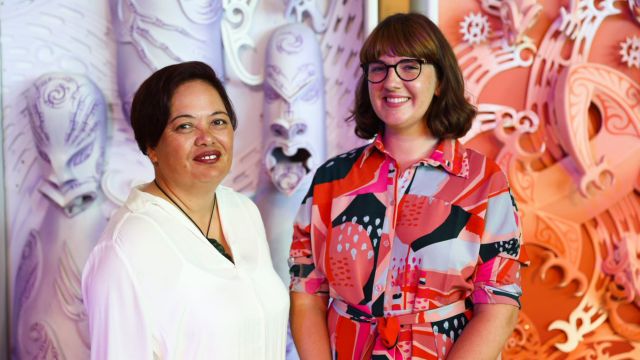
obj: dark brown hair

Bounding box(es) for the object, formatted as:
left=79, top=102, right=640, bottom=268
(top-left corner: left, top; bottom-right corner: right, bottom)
left=350, top=13, right=475, bottom=139
left=130, top=61, right=237, bottom=154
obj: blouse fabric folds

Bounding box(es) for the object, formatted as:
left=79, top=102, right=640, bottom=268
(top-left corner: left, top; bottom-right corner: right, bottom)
left=82, top=186, right=289, bottom=359
left=289, top=136, right=528, bottom=360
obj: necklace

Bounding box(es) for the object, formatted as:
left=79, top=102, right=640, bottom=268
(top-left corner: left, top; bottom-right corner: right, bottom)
left=153, top=180, right=233, bottom=262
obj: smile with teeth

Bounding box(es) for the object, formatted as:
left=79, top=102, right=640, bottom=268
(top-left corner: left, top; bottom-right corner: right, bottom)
left=386, top=97, right=409, bottom=103
left=194, top=151, right=221, bottom=162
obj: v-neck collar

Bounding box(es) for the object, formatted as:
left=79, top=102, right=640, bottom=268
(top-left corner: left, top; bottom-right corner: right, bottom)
left=131, top=187, right=237, bottom=268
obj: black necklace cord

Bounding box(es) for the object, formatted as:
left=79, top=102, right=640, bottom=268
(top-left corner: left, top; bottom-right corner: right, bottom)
left=154, top=179, right=215, bottom=238
left=153, top=180, right=233, bottom=263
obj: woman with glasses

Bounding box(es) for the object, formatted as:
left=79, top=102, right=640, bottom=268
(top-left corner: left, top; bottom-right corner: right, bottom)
left=289, top=13, right=527, bottom=360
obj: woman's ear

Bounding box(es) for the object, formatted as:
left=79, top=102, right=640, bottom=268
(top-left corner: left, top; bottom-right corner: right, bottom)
left=147, top=147, right=158, bottom=165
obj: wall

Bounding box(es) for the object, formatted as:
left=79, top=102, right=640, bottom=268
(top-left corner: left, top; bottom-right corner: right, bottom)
left=0, top=1, right=368, bottom=358
left=2, top=0, right=639, bottom=358
left=383, top=0, right=640, bottom=358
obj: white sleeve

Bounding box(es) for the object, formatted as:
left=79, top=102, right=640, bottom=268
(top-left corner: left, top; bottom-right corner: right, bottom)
left=82, top=241, right=153, bottom=359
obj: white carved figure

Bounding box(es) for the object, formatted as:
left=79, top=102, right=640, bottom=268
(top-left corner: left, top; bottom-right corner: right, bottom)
left=27, top=74, right=107, bottom=218
left=283, top=0, right=335, bottom=33
left=110, top=0, right=224, bottom=119
left=254, top=22, right=326, bottom=360
left=255, top=21, right=327, bottom=281
left=221, top=0, right=262, bottom=85
left=13, top=73, right=111, bottom=359
left=317, top=0, right=367, bottom=156
left=261, top=22, right=326, bottom=200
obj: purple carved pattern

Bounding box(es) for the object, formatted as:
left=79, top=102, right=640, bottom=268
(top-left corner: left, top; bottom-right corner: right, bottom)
left=265, top=63, right=319, bottom=102
left=13, top=231, right=41, bottom=319
left=28, top=76, right=101, bottom=150
left=26, top=322, right=61, bottom=360
left=115, top=0, right=222, bottom=71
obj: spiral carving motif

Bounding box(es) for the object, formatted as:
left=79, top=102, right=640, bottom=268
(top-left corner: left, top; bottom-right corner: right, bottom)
left=38, top=76, right=78, bottom=109
left=275, top=31, right=304, bottom=55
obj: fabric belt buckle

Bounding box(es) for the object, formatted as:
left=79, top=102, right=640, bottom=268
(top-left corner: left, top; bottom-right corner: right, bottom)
left=376, top=316, right=400, bottom=349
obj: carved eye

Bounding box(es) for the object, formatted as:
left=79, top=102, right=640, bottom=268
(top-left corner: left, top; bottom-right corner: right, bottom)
left=270, top=124, right=288, bottom=138
left=291, top=123, right=307, bottom=136
left=69, top=142, right=94, bottom=167
left=300, top=84, right=319, bottom=103
left=37, top=148, right=51, bottom=164
left=264, top=85, right=281, bottom=103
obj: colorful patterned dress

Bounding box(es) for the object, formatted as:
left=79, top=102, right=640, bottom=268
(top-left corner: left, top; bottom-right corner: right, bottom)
left=289, top=136, right=528, bottom=359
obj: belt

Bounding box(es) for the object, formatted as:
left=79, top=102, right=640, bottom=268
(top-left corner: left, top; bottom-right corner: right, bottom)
left=331, top=299, right=469, bottom=359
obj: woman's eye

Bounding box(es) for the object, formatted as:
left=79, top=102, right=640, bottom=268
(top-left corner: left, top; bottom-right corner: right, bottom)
left=175, top=123, right=193, bottom=131
left=212, top=119, right=228, bottom=126
left=402, top=65, right=419, bottom=70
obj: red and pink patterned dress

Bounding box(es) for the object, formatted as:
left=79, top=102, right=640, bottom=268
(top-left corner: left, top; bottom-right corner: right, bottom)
left=289, top=136, right=528, bottom=359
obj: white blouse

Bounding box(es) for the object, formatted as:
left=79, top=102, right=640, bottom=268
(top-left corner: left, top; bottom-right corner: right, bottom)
left=82, top=186, right=289, bottom=359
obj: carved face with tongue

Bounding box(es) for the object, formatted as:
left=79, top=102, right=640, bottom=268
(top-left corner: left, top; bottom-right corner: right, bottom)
left=27, top=74, right=107, bottom=217
left=263, top=23, right=326, bottom=195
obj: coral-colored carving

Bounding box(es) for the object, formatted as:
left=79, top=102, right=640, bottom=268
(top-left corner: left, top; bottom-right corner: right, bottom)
left=442, top=0, right=640, bottom=357
left=499, top=0, right=542, bottom=46
left=460, top=12, right=491, bottom=45
left=503, top=310, right=542, bottom=358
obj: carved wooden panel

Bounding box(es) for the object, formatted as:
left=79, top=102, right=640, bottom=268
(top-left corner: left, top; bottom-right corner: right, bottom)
left=434, top=0, right=640, bottom=358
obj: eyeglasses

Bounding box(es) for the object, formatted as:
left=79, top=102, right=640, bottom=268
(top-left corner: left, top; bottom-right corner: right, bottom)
left=362, top=58, right=428, bottom=83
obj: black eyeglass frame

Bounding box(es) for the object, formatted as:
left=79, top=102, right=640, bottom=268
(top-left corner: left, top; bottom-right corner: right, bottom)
left=361, top=58, right=429, bottom=84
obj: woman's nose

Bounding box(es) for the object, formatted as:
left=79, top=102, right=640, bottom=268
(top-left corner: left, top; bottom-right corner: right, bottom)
left=195, top=126, right=214, bottom=145
left=383, top=67, right=402, bottom=88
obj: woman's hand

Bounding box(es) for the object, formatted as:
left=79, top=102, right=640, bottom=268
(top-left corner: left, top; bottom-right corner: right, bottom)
left=445, top=303, right=519, bottom=360
left=290, top=292, right=332, bottom=360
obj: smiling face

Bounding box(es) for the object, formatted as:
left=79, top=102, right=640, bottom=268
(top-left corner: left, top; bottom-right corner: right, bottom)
left=368, top=54, right=439, bottom=137
left=147, top=80, right=233, bottom=190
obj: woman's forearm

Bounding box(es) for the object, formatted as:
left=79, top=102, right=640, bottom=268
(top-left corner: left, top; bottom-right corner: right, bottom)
left=290, top=292, right=332, bottom=360
left=446, top=304, right=519, bottom=360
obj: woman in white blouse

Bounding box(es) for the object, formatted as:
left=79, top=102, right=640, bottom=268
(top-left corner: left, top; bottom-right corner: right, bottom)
left=82, top=61, right=289, bottom=359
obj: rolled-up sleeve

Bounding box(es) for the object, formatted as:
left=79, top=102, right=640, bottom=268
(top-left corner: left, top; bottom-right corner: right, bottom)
left=472, top=182, right=528, bottom=308
left=289, top=184, right=329, bottom=296
left=82, top=241, right=153, bottom=359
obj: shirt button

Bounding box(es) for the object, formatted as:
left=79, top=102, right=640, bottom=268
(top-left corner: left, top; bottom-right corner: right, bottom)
left=383, top=240, right=390, bottom=247
left=389, top=199, right=395, bottom=206
left=375, top=284, right=383, bottom=292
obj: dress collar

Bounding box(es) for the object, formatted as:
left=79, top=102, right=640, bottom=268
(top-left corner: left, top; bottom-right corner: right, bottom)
left=360, top=133, right=469, bottom=178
